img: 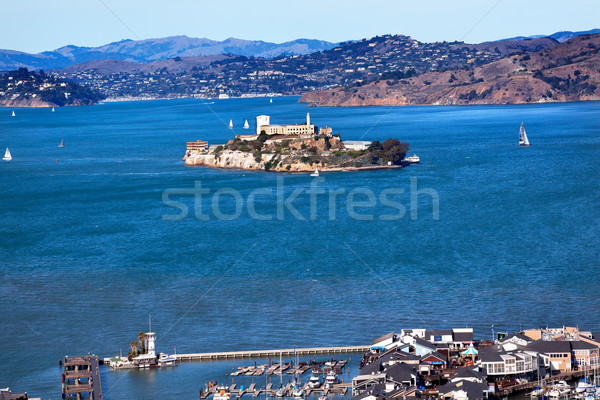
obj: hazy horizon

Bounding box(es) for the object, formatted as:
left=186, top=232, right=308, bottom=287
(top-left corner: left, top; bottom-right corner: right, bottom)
left=2, top=0, right=599, bottom=53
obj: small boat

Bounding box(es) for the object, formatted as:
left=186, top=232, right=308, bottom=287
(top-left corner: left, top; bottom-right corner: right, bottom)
left=229, top=120, right=233, bottom=129
left=243, top=119, right=249, bottom=129
left=310, top=168, right=319, bottom=177
left=324, top=371, right=338, bottom=387
left=52, top=107, right=55, bottom=112
left=548, top=381, right=571, bottom=398
left=58, top=138, right=65, bottom=148
left=275, top=389, right=284, bottom=397
left=403, top=154, right=420, bottom=164
left=3, top=147, right=11, bottom=161
left=270, top=98, right=273, bottom=104
left=157, top=353, right=178, bottom=367
left=11, top=111, right=15, bottom=117
left=318, top=397, right=326, bottom=400
left=213, top=386, right=231, bottom=400
left=292, top=388, right=303, bottom=398
left=308, top=372, right=322, bottom=388
left=519, top=122, right=530, bottom=147
left=576, top=379, right=595, bottom=393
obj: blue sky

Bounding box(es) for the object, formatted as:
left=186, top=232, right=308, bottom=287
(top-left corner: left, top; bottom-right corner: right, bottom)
left=2, top=0, right=599, bottom=53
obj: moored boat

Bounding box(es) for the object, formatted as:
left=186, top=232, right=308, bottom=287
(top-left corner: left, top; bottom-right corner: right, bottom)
left=324, top=371, right=338, bottom=387
left=213, top=386, right=231, bottom=400
left=157, top=352, right=178, bottom=367
left=308, top=371, right=322, bottom=388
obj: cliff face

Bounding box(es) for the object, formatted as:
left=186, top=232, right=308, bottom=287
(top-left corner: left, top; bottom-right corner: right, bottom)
left=300, top=34, right=600, bottom=107
left=0, top=97, right=57, bottom=108
left=184, top=150, right=316, bottom=172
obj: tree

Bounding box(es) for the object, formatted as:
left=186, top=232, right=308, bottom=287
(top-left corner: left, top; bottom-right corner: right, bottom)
left=368, top=141, right=382, bottom=152
left=138, top=332, right=144, bottom=353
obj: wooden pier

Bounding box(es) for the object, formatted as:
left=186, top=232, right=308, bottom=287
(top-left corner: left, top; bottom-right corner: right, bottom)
left=177, top=345, right=369, bottom=362
left=62, top=355, right=102, bottom=400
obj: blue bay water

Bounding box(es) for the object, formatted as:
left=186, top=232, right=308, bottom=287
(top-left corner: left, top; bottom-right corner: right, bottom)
left=0, top=97, right=599, bottom=399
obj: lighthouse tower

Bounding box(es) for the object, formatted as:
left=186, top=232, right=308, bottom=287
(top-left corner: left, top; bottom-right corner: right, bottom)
left=306, top=113, right=311, bottom=129
left=145, top=332, right=156, bottom=357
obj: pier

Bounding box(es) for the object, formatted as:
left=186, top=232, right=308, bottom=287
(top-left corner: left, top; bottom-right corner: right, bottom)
left=62, top=355, right=102, bottom=400
left=176, top=345, right=369, bottom=361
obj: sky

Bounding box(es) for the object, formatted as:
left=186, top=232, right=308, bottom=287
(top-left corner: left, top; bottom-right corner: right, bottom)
left=1, top=0, right=599, bottom=53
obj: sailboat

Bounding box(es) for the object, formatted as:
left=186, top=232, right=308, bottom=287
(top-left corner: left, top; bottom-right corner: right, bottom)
left=58, top=138, right=65, bottom=148
left=11, top=111, right=15, bottom=117
left=270, top=98, right=273, bottom=104
left=243, top=119, right=249, bottom=129
left=52, top=107, right=55, bottom=112
left=229, top=120, right=233, bottom=129
left=519, top=123, right=530, bottom=147
left=310, top=168, right=319, bottom=177
left=3, top=147, right=12, bottom=161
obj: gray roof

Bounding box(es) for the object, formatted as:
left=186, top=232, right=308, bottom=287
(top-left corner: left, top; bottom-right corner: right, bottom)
left=439, top=380, right=489, bottom=399
left=570, top=340, right=599, bottom=350
left=372, top=332, right=395, bottom=346
left=528, top=340, right=572, bottom=353
left=413, top=337, right=437, bottom=350
left=384, top=363, right=416, bottom=384
left=453, top=331, right=474, bottom=342
left=453, top=366, right=486, bottom=381
left=426, top=329, right=452, bottom=337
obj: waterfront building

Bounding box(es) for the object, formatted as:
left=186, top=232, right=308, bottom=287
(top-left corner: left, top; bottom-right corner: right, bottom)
left=478, top=348, right=538, bottom=377
left=570, top=340, right=600, bottom=367
left=187, top=140, right=209, bottom=152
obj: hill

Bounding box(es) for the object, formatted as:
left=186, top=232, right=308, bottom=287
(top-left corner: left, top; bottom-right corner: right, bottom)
left=299, top=34, right=600, bottom=106
left=500, top=29, right=600, bottom=43
left=0, top=36, right=337, bottom=71
left=53, top=34, right=561, bottom=99
left=0, top=68, right=104, bottom=107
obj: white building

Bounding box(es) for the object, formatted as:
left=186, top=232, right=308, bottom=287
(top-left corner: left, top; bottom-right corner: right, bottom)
left=343, top=141, right=372, bottom=151
left=257, top=113, right=315, bottom=137
left=256, top=115, right=270, bottom=135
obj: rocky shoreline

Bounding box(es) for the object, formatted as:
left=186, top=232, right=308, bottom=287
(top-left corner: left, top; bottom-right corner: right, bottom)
left=183, top=149, right=405, bottom=173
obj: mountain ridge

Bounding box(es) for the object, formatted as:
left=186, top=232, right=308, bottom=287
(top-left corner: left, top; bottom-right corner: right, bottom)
left=0, top=36, right=338, bottom=71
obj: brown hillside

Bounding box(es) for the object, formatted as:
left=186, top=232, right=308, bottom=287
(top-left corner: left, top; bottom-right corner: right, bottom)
left=299, top=34, right=600, bottom=106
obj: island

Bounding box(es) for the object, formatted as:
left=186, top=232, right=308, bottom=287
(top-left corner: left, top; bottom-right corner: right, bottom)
left=183, top=113, right=411, bottom=172
left=0, top=67, right=105, bottom=108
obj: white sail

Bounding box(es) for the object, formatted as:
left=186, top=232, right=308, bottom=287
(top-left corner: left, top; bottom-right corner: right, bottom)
left=58, top=138, right=65, bottom=148
left=270, top=98, right=273, bottom=104
left=229, top=119, right=233, bottom=128
left=519, top=123, right=530, bottom=147
left=11, top=111, right=15, bottom=117
left=52, top=107, right=55, bottom=112
left=3, top=147, right=12, bottom=161
left=243, top=119, right=249, bottom=129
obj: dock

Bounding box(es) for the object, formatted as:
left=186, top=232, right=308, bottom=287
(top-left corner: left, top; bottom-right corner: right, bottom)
left=62, top=355, right=102, bottom=400
left=176, top=345, right=369, bottom=361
